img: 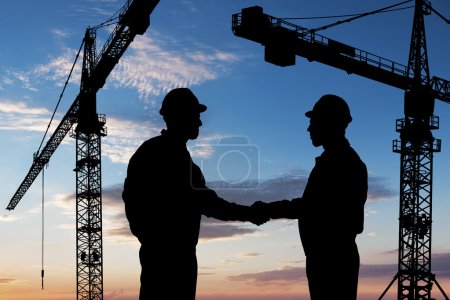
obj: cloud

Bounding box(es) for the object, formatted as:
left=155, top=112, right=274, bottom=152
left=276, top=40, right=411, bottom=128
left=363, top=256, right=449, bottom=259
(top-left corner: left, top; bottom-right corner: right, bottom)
left=225, top=253, right=450, bottom=287
left=240, top=252, right=263, bottom=258
left=359, top=263, right=397, bottom=278
left=0, top=214, right=19, bottom=222
left=71, top=1, right=120, bottom=19
left=208, top=172, right=393, bottom=206
left=52, top=29, right=70, bottom=39
left=10, top=47, right=82, bottom=90
left=367, top=176, right=396, bottom=202
left=0, top=99, right=161, bottom=164
left=101, top=185, right=136, bottom=241
left=211, top=175, right=306, bottom=205
left=50, top=184, right=261, bottom=243
left=101, top=117, right=161, bottom=164
left=89, top=169, right=396, bottom=241
left=189, top=133, right=229, bottom=159
left=199, top=218, right=259, bottom=241
left=433, top=252, right=450, bottom=277
left=109, top=34, right=240, bottom=98
left=227, top=266, right=306, bottom=286
left=10, top=31, right=240, bottom=99
left=104, top=288, right=125, bottom=300
left=98, top=184, right=262, bottom=242
left=196, top=296, right=308, bottom=300
left=0, top=277, right=15, bottom=284
left=0, top=100, right=52, bottom=132
left=28, top=146, right=395, bottom=242
left=1, top=30, right=241, bottom=163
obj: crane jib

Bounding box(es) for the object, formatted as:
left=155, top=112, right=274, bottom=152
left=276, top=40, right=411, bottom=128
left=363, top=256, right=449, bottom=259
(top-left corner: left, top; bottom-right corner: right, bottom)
left=231, top=6, right=450, bottom=103
left=6, top=0, right=160, bottom=210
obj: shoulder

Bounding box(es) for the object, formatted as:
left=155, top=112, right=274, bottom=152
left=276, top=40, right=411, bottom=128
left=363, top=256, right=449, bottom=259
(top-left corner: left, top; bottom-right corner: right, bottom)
left=346, top=146, right=368, bottom=174
left=130, top=135, right=163, bottom=161
left=139, top=135, right=163, bottom=150
left=329, top=144, right=367, bottom=171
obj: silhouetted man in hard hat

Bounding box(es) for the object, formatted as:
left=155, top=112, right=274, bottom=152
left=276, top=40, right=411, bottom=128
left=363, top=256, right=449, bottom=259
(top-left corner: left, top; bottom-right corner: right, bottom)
left=253, top=94, right=368, bottom=300
left=122, top=87, right=268, bottom=300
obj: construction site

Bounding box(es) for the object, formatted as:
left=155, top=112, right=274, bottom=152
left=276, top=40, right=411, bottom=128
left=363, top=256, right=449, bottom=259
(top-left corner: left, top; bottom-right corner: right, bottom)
left=0, top=1, right=449, bottom=299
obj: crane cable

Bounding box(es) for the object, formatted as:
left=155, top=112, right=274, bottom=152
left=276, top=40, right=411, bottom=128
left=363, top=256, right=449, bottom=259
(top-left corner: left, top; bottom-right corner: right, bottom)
left=41, top=167, right=45, bottom=290
left=35, top=0, right=133, bottom=158
left=34, top=4, right=124, bottom=286
left=427, top=4, right=450, bottom=24
left=308, top=0, right=414, bottom=33
left=280, top=0, right=414, bottom=33
left=35, top=39, right=85, bottom=158
left=281, top=4, right=413, bottom=21
left=91, top=1, right=123, bottom=30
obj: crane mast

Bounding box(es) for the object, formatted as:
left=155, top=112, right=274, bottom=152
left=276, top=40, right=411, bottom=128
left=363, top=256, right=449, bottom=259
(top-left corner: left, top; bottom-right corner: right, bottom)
left=6, top=1, right=159, bottom=299
left=71, top=28, right=106, bottom=300
left=231, top=3, right=449, bottom=299
left=386, top=0, right=447, bottom=299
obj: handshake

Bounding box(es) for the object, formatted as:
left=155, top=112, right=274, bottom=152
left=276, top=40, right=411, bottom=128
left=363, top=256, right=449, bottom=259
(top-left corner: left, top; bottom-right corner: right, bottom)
left=246, top=201, right=271, bottom=226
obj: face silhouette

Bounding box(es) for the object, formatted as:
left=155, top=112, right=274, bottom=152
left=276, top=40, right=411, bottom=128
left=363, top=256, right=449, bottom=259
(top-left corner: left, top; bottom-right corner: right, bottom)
left=308, top=116, right=346, bottom=148
left=168, top=111, right=202, bottom=140
left=307, top=117, right=321, bottom=147
left=307, top=116, right=333, bottom=147
left=184, top=111, right=202, bottom=140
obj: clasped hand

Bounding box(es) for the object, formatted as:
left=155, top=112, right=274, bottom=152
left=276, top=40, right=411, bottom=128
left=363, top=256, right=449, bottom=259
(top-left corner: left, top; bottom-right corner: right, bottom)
left=247, top=201, right=270, bottom=226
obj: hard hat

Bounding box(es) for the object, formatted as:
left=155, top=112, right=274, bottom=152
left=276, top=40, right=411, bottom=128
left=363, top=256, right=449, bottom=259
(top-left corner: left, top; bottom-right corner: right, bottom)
left=159, top=87, right=207, bottom=116
left=305, top=94, right=352, bottom=125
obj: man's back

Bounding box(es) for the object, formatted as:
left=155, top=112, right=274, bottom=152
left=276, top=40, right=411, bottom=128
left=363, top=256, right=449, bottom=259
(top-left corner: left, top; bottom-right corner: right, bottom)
left=122, top=131, right=203, bottom=249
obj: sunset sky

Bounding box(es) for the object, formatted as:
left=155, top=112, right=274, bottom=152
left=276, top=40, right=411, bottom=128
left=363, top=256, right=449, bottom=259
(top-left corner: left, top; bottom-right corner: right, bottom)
left=0, top=0, right=450, bottom=299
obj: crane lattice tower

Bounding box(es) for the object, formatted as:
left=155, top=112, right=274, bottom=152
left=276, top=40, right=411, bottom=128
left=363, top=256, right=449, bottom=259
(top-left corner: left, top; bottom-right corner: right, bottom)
left=230, top=1, right=450, bottom=299
left=6, top=1, right=160, bottom=299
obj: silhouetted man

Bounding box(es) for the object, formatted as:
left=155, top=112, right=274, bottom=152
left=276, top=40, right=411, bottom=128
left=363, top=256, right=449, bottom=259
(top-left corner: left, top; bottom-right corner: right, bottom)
left=254, top=94, right=368, bottom=300
left=122, top=87, right=267, bottom=300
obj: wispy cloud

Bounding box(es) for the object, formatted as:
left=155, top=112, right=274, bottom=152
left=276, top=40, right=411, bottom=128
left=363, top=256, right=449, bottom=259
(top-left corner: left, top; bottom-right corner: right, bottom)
left=0, top=100, right=160, bottom=164
left=102, top=117, right=161, bottom=164
left=0, top=277, right=16, bottom=284
left=10, top=47, right=82, bottom=90
left=104, top=288, right=125, bottom=300
left=0, top=100, right=52, bottom=132
left=180, top=1, right=198, bottom=13
left=52, top=29, right=70, bottom=39
left=72, top=1, right=119, bottom=19
left=227, top=266, right=306, bottom=286
left=0, top=214, right=18, bottom=222
left=367, top=176, right=396, bottom=202
left=109, top=34, right=240, bottom=98
left=2, top=26, right=242, bottom=163
left=226, top=253, right=450, bottom=287
left=199, top=218, right=260, bottom=241
left=211, top=172, right=394, bottom=205
left=9, top=32, right=240, bottom=100
left=87, top=170, right=395, bottom=241
left=100, top=184, right=261, bottom=242
left=91, top=171, right=395, bottom=242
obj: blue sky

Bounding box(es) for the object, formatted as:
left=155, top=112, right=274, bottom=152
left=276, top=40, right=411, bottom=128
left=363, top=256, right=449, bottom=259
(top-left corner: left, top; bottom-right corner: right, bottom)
left=0, top=1, right=449, bottom=299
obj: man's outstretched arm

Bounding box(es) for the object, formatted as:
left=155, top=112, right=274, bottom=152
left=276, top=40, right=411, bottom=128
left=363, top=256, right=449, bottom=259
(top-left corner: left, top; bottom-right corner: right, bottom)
left=251, top=198, right=301, bottom=219
left=199, top=189, right=269, bottom=225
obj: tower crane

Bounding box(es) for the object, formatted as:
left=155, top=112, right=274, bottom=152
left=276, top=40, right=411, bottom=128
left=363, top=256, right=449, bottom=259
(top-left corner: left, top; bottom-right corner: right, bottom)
left=6, top=0, right=159, bottom=299
left=231, top=2, right=449, bottom=300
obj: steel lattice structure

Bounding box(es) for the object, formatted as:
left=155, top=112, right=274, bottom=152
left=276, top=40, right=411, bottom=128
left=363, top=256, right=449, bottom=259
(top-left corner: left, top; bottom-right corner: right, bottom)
left=231, top=2, right=449, bottom=299
left=6, top=1, right=159, bottom=299
left=390, top=116, right=441, bottom=299
left=70, top=28, right=107, bottom=299
left=381, top=1, right=448, bottom=298
left=73, top=126, right=105, bottom=299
